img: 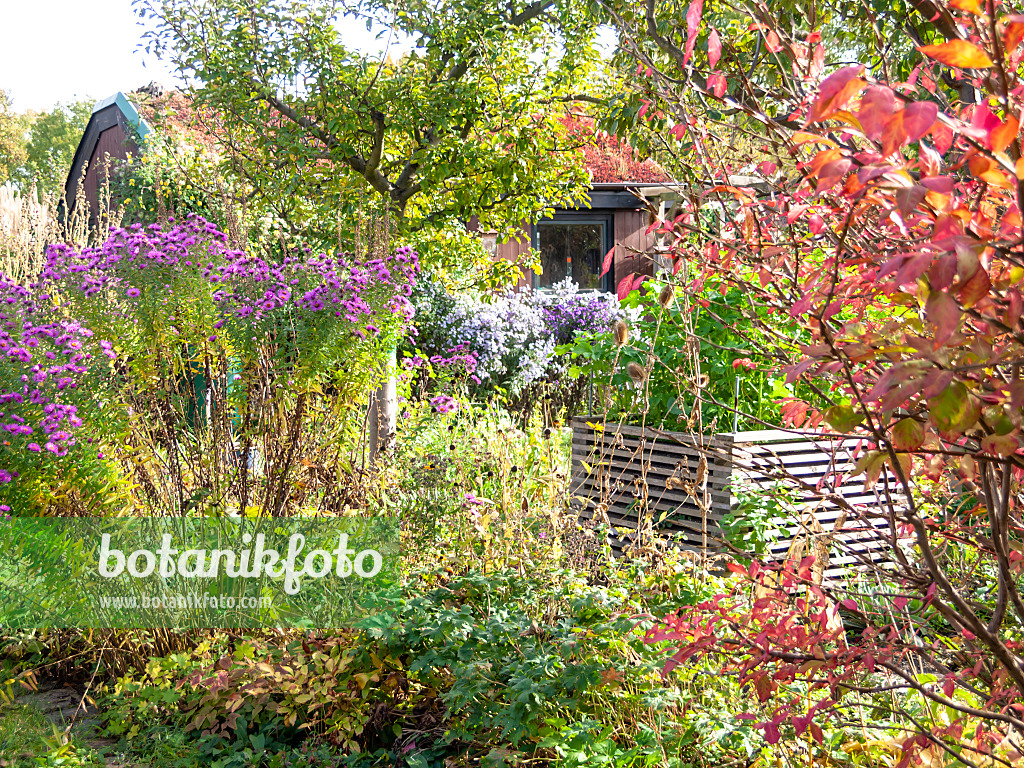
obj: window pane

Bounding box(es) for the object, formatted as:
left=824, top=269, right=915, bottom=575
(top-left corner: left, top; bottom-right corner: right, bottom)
left=537, top=222, right=605, bottom=289
left=569, top=224, right=603, bottom=290
left=538, top=226, right=568, bottom=287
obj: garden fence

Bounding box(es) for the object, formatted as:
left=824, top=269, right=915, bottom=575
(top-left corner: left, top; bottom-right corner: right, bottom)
left=569, top=417, right=901, bottom=581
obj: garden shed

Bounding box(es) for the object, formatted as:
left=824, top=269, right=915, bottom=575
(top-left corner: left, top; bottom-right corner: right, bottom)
left=63, top=91, right=151, bottom=223
left=484, top=118, right=676, bottom=293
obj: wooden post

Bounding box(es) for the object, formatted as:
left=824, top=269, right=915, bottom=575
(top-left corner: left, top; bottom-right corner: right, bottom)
left=367, top=344, right=397, bottom=467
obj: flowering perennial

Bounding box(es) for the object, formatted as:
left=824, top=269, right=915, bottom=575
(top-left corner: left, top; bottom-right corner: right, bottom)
left=0, top=273, right=109, bottom=491
left=411, top=278, right=621, bottom=392
left=43, top=217, right=419, bottom=360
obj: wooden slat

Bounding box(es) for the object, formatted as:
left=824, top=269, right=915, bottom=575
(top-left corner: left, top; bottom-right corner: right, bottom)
left=568, top=417, right=902, bottom=574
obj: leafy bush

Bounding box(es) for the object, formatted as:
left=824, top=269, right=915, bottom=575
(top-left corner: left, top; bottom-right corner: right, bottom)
left=99, top=562, right=737, bottom=768
left=408, top=279, right=621, bottom=424
left=564, top=280, right=789, bottom=431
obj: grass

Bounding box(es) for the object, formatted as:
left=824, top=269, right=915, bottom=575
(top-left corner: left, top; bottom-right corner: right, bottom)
left=0, top=700, right=105, bottom=768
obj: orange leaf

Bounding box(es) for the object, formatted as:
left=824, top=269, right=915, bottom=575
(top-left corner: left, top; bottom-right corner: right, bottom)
left=1016, top=157, right=1024, bottom=179
left=950, top=0, right=982, bottom=13
left=810, top=148, right=843, bottom=175
left=990, top=115, right=1020, bottom=152
left=970, top=155, right=1014, bottom=187
left=917, top=40, right=994, bottom=68
left=791, top=131, right=838, bottom=148
left=807, top=65, right=865, bottom=123
left=1004, top=15, right=1024, bottom=51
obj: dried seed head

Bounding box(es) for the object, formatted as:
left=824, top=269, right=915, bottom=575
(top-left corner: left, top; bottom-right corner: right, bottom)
left=613, top=319, right=629, bottom=347
left=626, top=361, right=647, bottom=383
left=658, top=284, right=675, bottom=309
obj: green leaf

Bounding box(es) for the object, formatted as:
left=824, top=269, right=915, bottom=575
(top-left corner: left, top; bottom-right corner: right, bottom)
left=823, top=404, right=864, bottom=433
left=928, top=381, right=979, bottom=435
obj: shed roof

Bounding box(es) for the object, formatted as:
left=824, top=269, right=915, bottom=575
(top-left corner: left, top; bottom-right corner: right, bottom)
left=560, top=116, right=671, bottom=185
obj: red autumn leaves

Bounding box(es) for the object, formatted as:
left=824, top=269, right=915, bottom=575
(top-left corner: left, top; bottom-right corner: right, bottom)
left=803, top=66, right=940, bottom=183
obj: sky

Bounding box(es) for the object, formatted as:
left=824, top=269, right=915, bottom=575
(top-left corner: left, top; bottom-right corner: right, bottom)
left=1, top=0, right=405, bottom=113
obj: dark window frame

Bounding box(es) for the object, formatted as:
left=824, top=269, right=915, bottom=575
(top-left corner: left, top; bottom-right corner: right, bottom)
left=531, top=211, right=615, bottom=293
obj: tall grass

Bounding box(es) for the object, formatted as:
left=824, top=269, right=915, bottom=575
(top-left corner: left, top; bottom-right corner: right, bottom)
left=0, top=159, right=126, bottom=286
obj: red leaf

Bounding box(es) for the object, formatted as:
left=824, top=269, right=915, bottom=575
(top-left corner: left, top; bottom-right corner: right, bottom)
left=840, top=598, right=858, bottom=610
left=708, top=28, right=722, bottom=69
left=809, top=721, right=824, bottom=745
left=926, top=290, right=961, bottom=346
left=857, top=85, right=895, bottom=141
left=958, top=266, right=991, bottom=308
left=893, top=595, right=909, bottom=610
left=707, top=73, right=727, bottom=98
left=928, top=252, right=957, bottom=290
left=600, top=246, right=615, bottom=277
left=815, top=157, right=852, bottom=192
left=787, top=204, right=809, bottom=224
left=918, top=140, right=942, bottom=176
left=616, top=274, right=635, bottom=301
left=917, top=39, right=994, bottom=68
left=807, top=65, right=865, bottom=124
left=931, top=121, right=955, bottom=154
left=895, top=185, right=926, bottom=215
left=901, top=101, right=939, bottom=144
left=920, top=175, right=952, bottom=194
left=684, top=0, right=704, bottom=66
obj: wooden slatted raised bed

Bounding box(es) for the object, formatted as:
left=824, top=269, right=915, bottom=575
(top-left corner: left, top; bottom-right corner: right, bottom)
left=568, top=417, right=900, bottom=580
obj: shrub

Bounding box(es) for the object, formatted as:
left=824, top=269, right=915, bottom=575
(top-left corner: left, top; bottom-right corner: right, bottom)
left=17, top=215, right=419, bottom=514
left=408, top=278, right=621, bottom=422
left=564, top=279, right=788, bottom=431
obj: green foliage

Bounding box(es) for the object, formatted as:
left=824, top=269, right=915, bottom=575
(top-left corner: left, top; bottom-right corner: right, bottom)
left=138, top=0, right=599, bottom=270
left=0, top=700, right=106, bottom=768
left=0, top=90, right=30, bottom=186
left=99, top=562, right=728, bottom=768
left=111, top=136, right=221, bottom=227
left=16, top=101, right=92, bottom=197
left=718, top=482, right=794, bottom=560
left=565, top=280, right=786, bottom=431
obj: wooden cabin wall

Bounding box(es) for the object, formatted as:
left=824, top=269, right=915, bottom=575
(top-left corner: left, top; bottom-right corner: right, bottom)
left=613, top=209, right=655, bottom=283
left=83, top=124, right=137, bottom=222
